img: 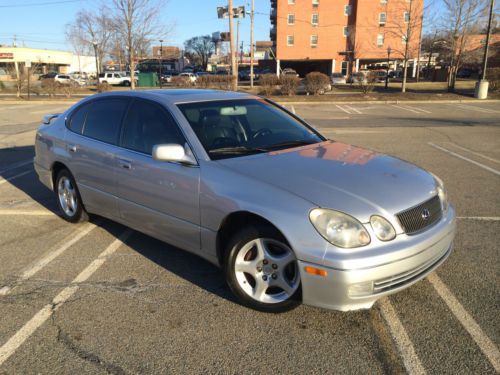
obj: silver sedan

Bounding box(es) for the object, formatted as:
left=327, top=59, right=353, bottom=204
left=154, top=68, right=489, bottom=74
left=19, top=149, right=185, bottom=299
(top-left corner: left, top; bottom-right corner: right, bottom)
left=34, top=90, right=455, bottom=312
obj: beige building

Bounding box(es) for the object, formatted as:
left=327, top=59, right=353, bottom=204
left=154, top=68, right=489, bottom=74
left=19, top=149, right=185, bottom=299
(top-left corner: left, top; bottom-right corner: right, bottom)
left=0, top=47, right=96, bottom=78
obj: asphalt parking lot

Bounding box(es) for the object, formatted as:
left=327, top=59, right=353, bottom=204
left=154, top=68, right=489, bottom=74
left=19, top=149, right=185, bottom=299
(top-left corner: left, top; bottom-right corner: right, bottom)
left=0, top=98, right=499, bottom=374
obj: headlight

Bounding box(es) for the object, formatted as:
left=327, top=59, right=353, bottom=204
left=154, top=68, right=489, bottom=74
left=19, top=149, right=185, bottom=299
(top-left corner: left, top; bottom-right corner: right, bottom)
left=370, top=215, right=396, bottom=241
left=433, top=174, right=449, bottom=213
left=310, top=209, right=370, bottom=248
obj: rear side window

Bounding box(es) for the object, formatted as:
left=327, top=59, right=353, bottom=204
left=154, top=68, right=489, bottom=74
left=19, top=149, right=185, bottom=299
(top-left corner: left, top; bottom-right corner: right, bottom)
left=68, top=103, right=90, bottom=134
left=121, top=99, right=185, bottom=155
left=82, top=98, right=128, bottom=145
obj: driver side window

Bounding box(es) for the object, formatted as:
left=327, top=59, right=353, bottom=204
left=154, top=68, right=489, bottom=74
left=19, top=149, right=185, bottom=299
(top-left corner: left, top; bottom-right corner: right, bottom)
left=120, top=99, right=185, bottom=155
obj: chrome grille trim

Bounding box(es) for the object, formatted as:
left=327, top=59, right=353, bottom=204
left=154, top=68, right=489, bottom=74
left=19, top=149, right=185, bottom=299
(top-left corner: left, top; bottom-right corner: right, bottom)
left=396, top=195, right=442, bottom=235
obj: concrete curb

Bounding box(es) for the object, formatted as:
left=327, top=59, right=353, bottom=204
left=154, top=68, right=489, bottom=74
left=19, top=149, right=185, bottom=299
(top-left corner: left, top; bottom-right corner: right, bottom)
left=277, top=99, right=500, bottom=105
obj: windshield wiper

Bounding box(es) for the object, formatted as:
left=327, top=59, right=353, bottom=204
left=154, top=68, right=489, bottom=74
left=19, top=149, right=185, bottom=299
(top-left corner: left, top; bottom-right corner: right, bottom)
left=208, top=146, right=268, bottom=155
left=263, top=139, right=319, bottom=151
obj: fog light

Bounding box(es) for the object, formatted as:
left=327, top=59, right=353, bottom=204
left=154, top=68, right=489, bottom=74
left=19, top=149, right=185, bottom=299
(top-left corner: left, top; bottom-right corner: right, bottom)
left=348, top=281, right=374, bottom=297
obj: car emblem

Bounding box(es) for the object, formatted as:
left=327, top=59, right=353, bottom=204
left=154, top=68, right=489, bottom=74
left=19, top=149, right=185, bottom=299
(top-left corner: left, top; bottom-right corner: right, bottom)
left=421, top=208, right=431, bottom=220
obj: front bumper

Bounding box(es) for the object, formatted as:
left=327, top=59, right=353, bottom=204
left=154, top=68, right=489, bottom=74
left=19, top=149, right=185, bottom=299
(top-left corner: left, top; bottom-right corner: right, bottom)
left=299, top=207, right=456, bottom=311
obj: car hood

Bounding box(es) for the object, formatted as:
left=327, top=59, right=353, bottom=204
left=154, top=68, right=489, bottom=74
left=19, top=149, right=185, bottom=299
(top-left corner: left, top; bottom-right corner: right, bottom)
left=217, top=141, right=438, bottom=223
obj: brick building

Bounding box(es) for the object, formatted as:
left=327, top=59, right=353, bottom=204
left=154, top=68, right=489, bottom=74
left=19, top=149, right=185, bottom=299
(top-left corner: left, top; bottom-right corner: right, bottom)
left=270, top=0, right=423, bottom=76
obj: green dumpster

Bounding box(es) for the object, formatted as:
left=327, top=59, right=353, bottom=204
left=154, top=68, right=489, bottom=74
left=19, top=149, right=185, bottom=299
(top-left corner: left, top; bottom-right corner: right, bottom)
left=137, top=72, right=159, bottom=87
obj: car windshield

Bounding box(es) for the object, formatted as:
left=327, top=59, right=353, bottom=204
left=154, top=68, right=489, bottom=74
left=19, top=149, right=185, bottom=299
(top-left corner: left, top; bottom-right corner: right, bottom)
left=177, top=99, right=324, bottom=160
left=332, top=73, right=343, bottom=78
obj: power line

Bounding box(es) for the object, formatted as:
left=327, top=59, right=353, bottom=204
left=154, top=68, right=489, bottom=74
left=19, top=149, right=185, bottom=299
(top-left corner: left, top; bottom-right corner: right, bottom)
left=0, top=0, right=81, bottom=8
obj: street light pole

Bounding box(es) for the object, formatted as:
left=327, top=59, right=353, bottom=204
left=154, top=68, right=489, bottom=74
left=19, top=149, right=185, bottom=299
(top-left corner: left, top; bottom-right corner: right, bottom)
left=385, top=46, right=391, bottom=89
left=159, top=39, right=163, bottom=89
left=250, top=0, right=255, bottom=88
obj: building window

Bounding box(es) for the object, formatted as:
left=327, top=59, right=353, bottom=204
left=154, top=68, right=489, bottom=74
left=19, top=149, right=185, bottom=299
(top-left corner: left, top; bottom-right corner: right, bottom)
left=343, top=26, right=349, bottom=37
left=404, top=11, right=410, bottom=22
left=287, top=35, right=294, bottom=46
left=288, top=14, right=295, bottom=25
left=311, top=35, right=318, bottom=47
left=312, top=0, right=319, bottom=6
left=377, top=34, right=384, bottom=47
left=341, top=61, right=348, bottom=75
left=379, top=13, right=386, bottom=25
left=288, top=0, right=295, bottom=4
left=311, top=14, right=319, bottom=25
left=344, top=5, right=352, bottom=16
left=402, top=35, right=408, bottom=44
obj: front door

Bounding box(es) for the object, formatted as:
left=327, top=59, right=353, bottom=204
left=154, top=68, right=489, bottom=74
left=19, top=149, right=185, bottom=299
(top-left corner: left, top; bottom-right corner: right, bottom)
left=114, top=98, right=201, bottom=253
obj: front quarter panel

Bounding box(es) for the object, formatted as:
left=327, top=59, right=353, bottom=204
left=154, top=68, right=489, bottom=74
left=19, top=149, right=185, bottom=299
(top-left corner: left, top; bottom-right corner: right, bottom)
left=199, top=161, right=329, bottom=265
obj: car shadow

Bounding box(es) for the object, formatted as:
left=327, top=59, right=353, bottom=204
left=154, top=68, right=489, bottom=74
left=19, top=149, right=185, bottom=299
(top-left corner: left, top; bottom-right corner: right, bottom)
left=0, top=145, right=236, bottom=304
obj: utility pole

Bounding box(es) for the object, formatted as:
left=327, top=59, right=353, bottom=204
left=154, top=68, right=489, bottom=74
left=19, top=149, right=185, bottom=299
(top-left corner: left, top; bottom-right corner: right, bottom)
left=236, top=16, right=240, bottom=75
left=415, top=15, right=423, bottom=82
left=475, top=0, right=495, bottom=99
left=250, top=0, right=255, bottom=87
left=228, top=0, right=237, bottom=90
left=159, top=39, right=163, bottom=89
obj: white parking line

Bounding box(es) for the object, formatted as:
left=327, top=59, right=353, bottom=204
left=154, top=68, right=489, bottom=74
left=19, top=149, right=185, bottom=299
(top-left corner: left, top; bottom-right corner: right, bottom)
left=345, top=105, right=362, bottom=114
left=290, top=105, right=296, bottom=114
left=379, top=297, right=427, bottom=375
left=457, top=216, right=500, bottom=221
left=427, top=273, right=500, bottom=372
left=445, top=143, right=500, bottom=164
left=0, top=222, right=99, bottom=296
left=0, top=229, right=132, bottom=366
left=0, top=210, right=54, bottom=216
left=336, top=105, right=352, bottom=114
left=452, top=104, right=500, bottom=114
left=0, top=170, right=34, bottom=186
left=428, top=143, right=500, bottom=176
left=392, top=105, right=422, bottom=114
left=0, top=160, right=32, bottom=175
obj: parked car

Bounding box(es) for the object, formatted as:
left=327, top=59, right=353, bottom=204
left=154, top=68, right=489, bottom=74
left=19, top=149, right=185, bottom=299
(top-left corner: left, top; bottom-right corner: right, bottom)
left=179, top=72, right=197, bottom=83
left=54, top=74, right=73, bottom=85
left=330, top=73, right=347, bottom=85
left=35, top=90, right=455, bottom=313
left=373, top=70, right=387, bottom=83
left=99, top=72, right=134, bottom=86
left=348, top=72, right=368, bottom=84
left=282, top=68, right=299, bottom=77
left=39, top=72, right=58, bottom=80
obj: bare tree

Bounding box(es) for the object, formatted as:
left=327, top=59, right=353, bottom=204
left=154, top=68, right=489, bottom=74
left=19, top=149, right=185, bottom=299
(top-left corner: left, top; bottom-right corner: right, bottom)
left=385, top=0, right=425, bottom=92
left=439, top=0, right=489, bottom=91
left=111, top=0, right=170, bottom=89
left=66, top=7, right=113, bottom=74
left=184, top=36, right=215, bottom=70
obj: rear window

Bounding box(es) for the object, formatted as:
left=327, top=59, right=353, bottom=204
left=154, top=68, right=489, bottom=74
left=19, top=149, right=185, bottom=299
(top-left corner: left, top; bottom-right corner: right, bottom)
left=68, top=103, right=90, bottom=134
left=82, top=98, right=129, bottom=145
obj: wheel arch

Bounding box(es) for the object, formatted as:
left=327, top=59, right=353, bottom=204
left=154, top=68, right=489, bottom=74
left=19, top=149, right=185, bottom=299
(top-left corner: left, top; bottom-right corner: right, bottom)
left=51, top=161, right=70, bottom=191
left=216, top=210, right=291, bottom=267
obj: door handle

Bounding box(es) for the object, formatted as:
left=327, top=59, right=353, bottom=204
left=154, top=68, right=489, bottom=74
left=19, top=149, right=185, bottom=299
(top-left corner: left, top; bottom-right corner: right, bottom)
left=68, top=144, right=77, bottom=153
left=118, top=159, right=132, bottom=170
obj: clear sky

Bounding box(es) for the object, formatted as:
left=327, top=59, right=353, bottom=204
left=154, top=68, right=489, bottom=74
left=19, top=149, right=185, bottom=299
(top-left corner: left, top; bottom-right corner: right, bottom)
left=0, top=0, right=272, bottom=52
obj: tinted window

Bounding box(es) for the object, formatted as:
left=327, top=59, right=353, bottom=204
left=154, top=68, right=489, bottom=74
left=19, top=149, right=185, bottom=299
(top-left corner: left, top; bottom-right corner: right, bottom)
left=121, top=99, right=185, bottom=155
left=82, top=98, right=128, bottom=145
left=68, top=103, right=90, bottom=134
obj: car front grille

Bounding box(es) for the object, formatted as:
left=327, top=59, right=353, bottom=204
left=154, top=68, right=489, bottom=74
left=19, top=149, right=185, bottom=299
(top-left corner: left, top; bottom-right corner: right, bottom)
left=396, top=195, right=442, bottom=235
left=373, top=248, right=449, bottom=294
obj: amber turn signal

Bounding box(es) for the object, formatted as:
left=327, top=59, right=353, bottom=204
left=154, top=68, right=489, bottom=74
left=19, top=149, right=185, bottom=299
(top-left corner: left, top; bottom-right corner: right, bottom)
left=304, top=266, right=328, bottom=277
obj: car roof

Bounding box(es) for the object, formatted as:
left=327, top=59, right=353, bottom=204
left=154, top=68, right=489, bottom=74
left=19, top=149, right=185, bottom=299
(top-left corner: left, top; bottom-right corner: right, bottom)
left=92, top=89, right=258, bottom=105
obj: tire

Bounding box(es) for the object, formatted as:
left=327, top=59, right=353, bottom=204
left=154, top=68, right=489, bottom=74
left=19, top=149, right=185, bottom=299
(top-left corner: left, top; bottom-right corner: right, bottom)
left=124, top=81, right=131, bottom=87
left=224, top=225, right=301, bottom=313
left=55, top=169, right=88, bottom=223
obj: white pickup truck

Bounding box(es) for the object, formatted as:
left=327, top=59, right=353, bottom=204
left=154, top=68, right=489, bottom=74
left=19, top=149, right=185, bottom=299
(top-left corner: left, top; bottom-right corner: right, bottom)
left=98, top=72, right=134, bottom=86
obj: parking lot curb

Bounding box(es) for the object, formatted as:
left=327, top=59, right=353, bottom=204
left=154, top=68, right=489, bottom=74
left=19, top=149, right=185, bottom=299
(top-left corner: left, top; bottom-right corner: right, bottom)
left=277, top=99, right=500, bottom=105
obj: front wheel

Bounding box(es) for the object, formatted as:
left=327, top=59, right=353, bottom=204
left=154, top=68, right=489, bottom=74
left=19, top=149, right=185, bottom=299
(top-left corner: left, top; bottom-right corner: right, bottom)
left=55, top=169, right=88, bottom=223
left=225, top=226, right=301, bottom=313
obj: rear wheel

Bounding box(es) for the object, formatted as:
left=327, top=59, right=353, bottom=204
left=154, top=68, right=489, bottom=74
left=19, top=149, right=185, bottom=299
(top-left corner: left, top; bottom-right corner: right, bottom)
left=55, top=169, right=88, bottom=223
left=225, top=225, right=301, bottom=312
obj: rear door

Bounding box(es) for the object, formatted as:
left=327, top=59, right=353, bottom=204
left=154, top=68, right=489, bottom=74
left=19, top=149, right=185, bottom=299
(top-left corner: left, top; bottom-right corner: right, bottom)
left=65, top=97, right=129, bottom=217
left=114, top=98, right=201, bottom=252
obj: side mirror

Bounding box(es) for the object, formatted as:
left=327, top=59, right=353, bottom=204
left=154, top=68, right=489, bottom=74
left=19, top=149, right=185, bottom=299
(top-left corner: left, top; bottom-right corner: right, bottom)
left=152, top=144, right=197, bottom=166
